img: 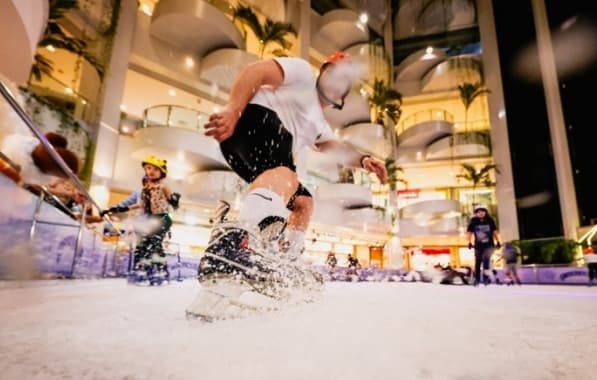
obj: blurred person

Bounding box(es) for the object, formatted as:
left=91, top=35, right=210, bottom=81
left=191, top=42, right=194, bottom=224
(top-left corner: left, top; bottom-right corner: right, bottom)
left=347, top=254, right=361, bottom=277
left=326, top=251, right=337, bottom=276
left=583, top=246, right=597, bottom=287
left=467, top=204, right=501, bottom=286
left=502, top=242, right=522, bottom=285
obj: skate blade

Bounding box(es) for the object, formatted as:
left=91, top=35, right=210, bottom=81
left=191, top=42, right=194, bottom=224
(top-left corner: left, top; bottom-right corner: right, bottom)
left=186, top=277, right=279, bottom=322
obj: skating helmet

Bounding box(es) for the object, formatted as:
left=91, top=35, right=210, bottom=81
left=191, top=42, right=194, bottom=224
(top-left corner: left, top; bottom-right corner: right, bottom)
left=316, top=51, right=353, bottom=110
left=473, top=204, right=489, bottom=214
left=141, top=155, right=167, bottom=177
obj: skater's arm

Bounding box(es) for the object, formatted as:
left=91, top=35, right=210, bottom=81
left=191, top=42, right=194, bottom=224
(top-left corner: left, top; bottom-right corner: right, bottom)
left=205, top=59, right=285, bottom=142
left=493, top=229, right=502, bottom=247
left=315, top=139, right=387, bottom=184
left=162, top=184, right=181, bottom=210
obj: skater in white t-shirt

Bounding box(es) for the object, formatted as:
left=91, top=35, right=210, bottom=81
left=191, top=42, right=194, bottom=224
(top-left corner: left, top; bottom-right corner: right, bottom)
left=186, top=53, right=387, bottom=320
left=200, top=52, right=387, bottom=272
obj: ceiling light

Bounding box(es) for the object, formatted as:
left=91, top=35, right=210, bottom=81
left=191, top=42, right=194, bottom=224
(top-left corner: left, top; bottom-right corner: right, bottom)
left=168, top=89, right=176, bottom=97
left=185, top=57, right=195, bottom=68
left=120, top=104, right=127, bottom=111
left=65, top=87, right=73, bottom=94
left=359, top=13, right=369, bottom=24
left=46, top=45, right=56, bottom=52
left=141, top=3, right=152, bottom=16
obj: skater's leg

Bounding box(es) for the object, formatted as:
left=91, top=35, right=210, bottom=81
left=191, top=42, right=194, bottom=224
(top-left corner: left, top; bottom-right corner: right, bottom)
left=482, top=248, right=491, bottom=285
left=474, top=249, right=482, bottom=285
left=149, top=214, right=172, bottom=278
left=284, top=193, right=313, bottom=257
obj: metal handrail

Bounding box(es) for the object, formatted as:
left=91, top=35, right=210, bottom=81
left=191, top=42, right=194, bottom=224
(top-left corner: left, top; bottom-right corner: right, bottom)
left=0, top=80, right=120, bottom=235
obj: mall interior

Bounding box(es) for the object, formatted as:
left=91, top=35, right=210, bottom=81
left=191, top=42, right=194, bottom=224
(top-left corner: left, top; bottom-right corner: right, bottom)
left=0, top=0, right=595, bottom=276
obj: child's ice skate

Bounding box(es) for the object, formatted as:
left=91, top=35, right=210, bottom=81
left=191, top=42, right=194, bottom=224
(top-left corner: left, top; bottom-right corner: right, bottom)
left=148, top=267, right=169, bottom=286
left=127, top=264, right=149, bottom=284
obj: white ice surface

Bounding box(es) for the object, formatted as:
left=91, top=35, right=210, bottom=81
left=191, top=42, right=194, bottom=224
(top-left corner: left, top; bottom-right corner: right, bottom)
left=1, top=279, right=596, bottom=380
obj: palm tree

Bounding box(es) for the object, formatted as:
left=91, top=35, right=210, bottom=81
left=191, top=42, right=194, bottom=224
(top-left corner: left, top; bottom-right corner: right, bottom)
left=367, top=78, right=403, bottom=160
left=456, top=163, right=500, bottom=207
left=232, top=5, right=297, bottom=58
left=385, top=158, right=408, bottom=191
left=368, top=78, right=403, bottom=127
left=457, top=81, right=490, bottom=134
left=31, top=0, right=105, bottom=81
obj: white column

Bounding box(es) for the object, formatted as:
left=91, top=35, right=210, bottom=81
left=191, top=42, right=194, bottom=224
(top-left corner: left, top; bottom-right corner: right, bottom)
left=530, top=0, right=579, bottom=240
left=89, top=0, right=137, bottom=208
left=299, top=0, right=311, bottom=60
left=475, top=0, right=519, bottom=241
left=0, top=0, right=48, bottom=85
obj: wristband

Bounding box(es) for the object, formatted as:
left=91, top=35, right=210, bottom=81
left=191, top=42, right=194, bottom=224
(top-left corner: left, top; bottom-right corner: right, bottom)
left=360, top=155, right=371, bottom=168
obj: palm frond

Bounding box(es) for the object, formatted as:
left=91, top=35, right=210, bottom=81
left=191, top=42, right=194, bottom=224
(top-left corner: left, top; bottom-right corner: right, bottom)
left=368, top=78, right=403, bottom=127
left=31, top=54, right=54, bottom=81
left=48, top=0, right=78, bottom=21
left=262, top=20, right=297, bottom=50
left=232, top=5, right=263, bottom=38
left=458, top=81, right=491, bottom=111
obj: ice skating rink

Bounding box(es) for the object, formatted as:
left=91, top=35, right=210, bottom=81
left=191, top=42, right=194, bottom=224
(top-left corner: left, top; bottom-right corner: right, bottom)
left=0, top=279, right=596, bottom=380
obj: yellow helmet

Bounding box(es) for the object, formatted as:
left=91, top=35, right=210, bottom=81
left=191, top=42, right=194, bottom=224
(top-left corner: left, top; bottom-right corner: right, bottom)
left=141, top=155, right=167, bottom=177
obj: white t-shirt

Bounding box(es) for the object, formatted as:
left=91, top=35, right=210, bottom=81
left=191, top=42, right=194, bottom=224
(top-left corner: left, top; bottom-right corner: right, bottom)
left=249, top=57, right=336, bottom=157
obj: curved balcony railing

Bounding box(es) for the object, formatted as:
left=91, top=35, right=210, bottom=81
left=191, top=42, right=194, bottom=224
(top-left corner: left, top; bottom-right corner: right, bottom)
left=142, top=105, right=209, bottom=132
left=27, top=73, right=93, bottom=123
left=397, top=109, right=454, bottom=134
left=453, top=118, right=490, bottom=132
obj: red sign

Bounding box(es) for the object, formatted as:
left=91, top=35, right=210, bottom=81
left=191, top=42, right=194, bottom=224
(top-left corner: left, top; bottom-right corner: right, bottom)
left=421, top=247, right=450, bottom=255
left=397, top=189, right=420, bottom=199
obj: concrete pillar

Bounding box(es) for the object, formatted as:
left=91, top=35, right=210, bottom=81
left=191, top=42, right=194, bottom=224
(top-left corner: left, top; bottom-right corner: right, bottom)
left=298, top=0, right=311, bottom=60
left=530, top=0, right=579, bottom=240
left=89, top=0, right=137, bottom=208
left=475, top=0, right=519, bottom=241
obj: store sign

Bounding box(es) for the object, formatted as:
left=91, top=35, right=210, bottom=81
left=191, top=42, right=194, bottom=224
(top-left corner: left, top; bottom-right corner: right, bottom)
left=397, top=189, right=420, bottom=199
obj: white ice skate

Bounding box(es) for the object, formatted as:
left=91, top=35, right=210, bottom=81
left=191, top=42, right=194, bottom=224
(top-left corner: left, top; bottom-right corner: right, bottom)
left=185, top=202, right=324, bottom=321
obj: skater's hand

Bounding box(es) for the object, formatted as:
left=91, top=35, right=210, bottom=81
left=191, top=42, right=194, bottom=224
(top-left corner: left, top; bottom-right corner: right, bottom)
left=204, top=107, right=241, bottom=142
left=468, top=242, right=473, bottom=250
left=169, top=192, right=181, bottom=209
left=362, top=156, right=388, bottom=185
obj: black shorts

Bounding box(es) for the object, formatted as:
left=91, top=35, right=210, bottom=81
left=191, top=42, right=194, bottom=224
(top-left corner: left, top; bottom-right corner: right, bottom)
left=219, top=104, right=312, bottom=210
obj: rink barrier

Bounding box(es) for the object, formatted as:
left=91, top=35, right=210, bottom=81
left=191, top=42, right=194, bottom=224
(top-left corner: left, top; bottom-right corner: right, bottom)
left=0, top=171, right=591, bottom=283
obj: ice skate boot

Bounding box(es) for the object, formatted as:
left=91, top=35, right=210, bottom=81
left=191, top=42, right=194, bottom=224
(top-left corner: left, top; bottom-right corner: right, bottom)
left=148, top=266, right=170, bottom=286
left=127, top=268, right=149, bottom=284
left=198, top=223, right=274, bottom=283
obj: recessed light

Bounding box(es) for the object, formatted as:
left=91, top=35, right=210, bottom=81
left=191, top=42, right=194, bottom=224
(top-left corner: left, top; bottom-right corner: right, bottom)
left=168, top=89, right=176, bottom=97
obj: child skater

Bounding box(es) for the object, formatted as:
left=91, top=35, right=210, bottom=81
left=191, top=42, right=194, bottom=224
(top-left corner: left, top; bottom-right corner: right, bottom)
left=103, top=155, right=180, bottom=284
